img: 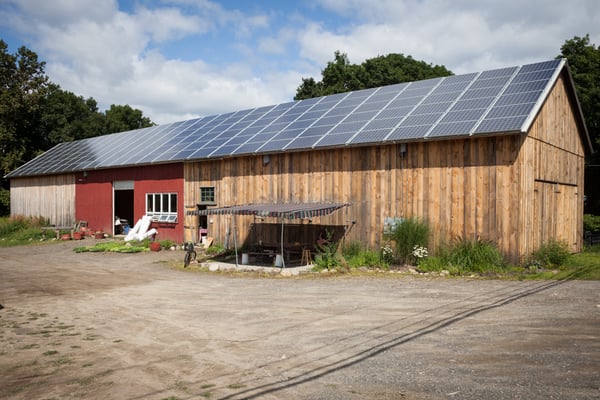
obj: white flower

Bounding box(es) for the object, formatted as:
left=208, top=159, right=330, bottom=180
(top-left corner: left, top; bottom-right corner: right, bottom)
left=412, top=245, right=428, bottom=258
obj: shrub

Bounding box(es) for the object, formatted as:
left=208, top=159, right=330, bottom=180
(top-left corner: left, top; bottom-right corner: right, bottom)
left=0, top=188, right=9, bottom=217
left=342, top=241, right=364, bottom=258
left=418, top=237, right=505, bottom=275
left=346, top=249, right=382, bottom=268
left=444, top=237, right=504, bottom=273
left=206, top=243, right=227, bottom=255
left=159, top=239, right=175, bottom=249
left=386, top=217, right=429, bottom=264
left=314, top=230, right=342, bottom=270
left=584, top=214, right=600, bottom=232
left=0, top=215, right=49, bottom=239
left=528, top=239, right=572, bottom=268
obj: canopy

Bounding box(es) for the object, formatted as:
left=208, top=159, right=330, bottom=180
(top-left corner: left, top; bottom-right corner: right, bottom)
left=187, top=202, right=350, bottom=220
left=187, top=202, right=350, bottom=269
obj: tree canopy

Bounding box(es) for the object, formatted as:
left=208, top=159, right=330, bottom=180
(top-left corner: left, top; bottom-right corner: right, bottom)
left=0, top=39, right=155, bottom=215
left=294, top=51, right=453, bottom=100
left=558, top=34, right=600, bottom=152
left=558, top=34, right=600, bottom=213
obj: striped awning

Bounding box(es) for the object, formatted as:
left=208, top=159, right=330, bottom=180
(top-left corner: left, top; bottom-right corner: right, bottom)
left=187, top=202, right=350, bottom=220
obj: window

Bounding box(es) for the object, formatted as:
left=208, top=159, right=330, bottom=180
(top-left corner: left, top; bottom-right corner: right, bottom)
left=146, top=192, right=178, bottom=222
left=200, top=186, right=216, bottom=204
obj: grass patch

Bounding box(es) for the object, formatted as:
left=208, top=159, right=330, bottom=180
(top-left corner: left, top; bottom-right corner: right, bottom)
left=43, top=350, right=59, bottom=356
left=342, top=241, right=382, bottom=269
left=73, top=241, right=148, bottom=253
left=0, top=216, right=50, bottom=246
left=227, top=383, right=246, bottom=389
left=200, top=384, right=216, bottom=389
left=418, top=237, right=505, bottom=276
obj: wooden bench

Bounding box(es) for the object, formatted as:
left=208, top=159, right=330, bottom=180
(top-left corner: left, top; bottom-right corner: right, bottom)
left=41, top=221, right=87, bottom=239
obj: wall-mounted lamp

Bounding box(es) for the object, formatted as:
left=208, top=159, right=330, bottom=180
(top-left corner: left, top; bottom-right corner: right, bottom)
left=263, top=155, right=270, bottom=165
left=83, top=171, right=88, bottom=177
left=400, top=143, right=407, bottom=155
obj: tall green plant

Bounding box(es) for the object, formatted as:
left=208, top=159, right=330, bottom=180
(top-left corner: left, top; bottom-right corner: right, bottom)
left=528, top=239, right=572, bottom=268
left=386, top=217, right=429, bottom=264
left=418, top=237, right=505, bottom=275
left=314, top=229, right=342, bottom=270
left=444, top=237, right=505, bottom=273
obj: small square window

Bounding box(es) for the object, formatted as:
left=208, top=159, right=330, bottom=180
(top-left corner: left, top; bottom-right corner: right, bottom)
left=200, top=187, right=216, bottom=204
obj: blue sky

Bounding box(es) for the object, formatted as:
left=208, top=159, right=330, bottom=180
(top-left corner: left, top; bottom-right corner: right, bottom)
left=1, top=0, right=599, bottom=124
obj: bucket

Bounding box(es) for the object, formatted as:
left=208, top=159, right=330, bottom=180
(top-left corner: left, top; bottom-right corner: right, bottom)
left=274, top=254, right=283, bottom=267
left=241, top=253, right=249, bottom=265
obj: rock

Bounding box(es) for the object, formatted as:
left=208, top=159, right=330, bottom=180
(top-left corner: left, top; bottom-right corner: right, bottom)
left=208, top=264, right=219, bottom=272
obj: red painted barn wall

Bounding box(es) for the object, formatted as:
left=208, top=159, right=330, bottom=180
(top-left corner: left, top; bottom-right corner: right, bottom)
left=75, top=163, right=184, bottom=242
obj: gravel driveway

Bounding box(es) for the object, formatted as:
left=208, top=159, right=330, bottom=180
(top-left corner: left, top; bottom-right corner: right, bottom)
left=1, top=239, right=599, bottom=400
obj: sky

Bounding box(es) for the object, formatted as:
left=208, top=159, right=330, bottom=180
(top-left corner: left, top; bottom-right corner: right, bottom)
left=0, top=0, right=599, bottom=125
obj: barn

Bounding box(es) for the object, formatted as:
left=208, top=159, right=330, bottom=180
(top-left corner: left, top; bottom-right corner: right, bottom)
left=6, top=58, right=593, bottom=263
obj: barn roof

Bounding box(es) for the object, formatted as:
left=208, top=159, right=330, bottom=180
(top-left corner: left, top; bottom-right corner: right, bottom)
left=5, top=58, right=591, bottom=178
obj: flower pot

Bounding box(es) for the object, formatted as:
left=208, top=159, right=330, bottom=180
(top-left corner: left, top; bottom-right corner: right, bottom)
left=94, top=232, right=104, bottom=239
left=61, top=233, right=71, bottom=241
left=72, top=232, right=83, bottom=240
left=150, top=242, right=161, bottom=252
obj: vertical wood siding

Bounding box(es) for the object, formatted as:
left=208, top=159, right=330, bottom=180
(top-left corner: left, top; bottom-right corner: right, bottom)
left=10, top=174, right=76, bottom=226
left=184, top=136, right=521, bottom=260
left=183, top=75, right=585, bottom=262
left=519, top=74, right=586, bottom=256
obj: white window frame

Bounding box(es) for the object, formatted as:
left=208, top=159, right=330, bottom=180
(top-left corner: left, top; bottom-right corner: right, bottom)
left=146, top=192, right=178, bottom=223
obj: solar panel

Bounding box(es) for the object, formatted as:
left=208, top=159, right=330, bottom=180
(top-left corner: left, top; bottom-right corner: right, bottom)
left=5, top=59, right=566, bottom=178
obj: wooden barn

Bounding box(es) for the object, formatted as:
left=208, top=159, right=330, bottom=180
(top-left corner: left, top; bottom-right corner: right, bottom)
left=6, top=59, right=593, bottom=263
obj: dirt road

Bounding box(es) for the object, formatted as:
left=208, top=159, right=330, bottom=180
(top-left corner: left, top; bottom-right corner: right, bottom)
left=1, top=240, right=599, bottom=399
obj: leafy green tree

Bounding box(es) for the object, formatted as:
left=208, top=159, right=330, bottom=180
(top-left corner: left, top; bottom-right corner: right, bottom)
left=0, top=39, right=49, bottom=178
left=40, top=84, right=107, bottom=148
left=558, top=35, right=600, bottom=213
left=105, top=104, right=154, bottom=134
left=0, top=40, right=155, bottom=216
left=558, top=34, right=600, bottom=150
left=0, top=40, right=49, bottom=215
left=295, top=51, right=453, bottom=100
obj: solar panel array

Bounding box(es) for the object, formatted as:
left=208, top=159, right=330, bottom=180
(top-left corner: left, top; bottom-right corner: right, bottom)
left=7, top=59, right=564, bottom=178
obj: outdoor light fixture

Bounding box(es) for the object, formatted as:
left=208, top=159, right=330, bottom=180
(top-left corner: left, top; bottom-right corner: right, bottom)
left=263, top=155, right=270, bottom=165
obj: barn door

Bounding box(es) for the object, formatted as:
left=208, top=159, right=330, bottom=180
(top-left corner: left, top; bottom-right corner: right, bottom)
left=533, top=181, right=578, bottom=253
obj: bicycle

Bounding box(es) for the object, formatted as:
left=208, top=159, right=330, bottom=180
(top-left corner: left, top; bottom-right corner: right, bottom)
left=183, top=242, right=197, bottom=267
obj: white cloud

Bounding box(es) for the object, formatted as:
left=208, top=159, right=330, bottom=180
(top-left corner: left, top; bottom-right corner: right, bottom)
left=300, top=0, right=600, bottom=73
left=1, top=0, right=598, bottom=126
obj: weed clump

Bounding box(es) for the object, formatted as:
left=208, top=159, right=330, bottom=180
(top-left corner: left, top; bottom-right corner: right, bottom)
left=527, top=239, right=572, bottom=269
left=419, top=237, right=505, bottom=276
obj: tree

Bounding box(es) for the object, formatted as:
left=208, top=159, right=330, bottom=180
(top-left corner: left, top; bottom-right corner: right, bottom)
left=0, top=40, right=49, bottom=215
left=295, top=51, right=453, bottom=100
left=558, top=35, right=600, bottom=214
left=0, top=40, right=49, bottom=178
left=0, top=40, right=155, bottom=216
left=558, top=34, right=600, bottom=150
left=105, top=104, right=154, bottom=134
left=40, top=84, right=106, bottom=148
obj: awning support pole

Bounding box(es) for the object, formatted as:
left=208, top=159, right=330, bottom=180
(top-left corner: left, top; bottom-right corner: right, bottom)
left=233, top=214, right=239, bottom=268
left=280, top=218, right=285, bottom=269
